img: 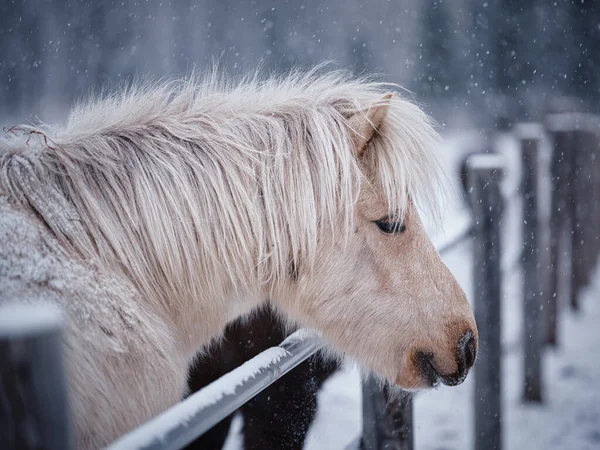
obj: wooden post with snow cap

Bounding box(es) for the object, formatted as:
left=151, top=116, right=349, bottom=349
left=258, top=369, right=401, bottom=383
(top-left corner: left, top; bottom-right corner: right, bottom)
left=467, top=153, right=504, bottom=450
left=0, top=303, right=73, bottom=450
left=516, top=123, right=544, bottom=403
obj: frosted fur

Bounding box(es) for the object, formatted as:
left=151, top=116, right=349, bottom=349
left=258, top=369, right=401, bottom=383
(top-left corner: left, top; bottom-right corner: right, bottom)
left=1, top=70, right=443, bottom=314
left=0, top=67, right=475, bottom=448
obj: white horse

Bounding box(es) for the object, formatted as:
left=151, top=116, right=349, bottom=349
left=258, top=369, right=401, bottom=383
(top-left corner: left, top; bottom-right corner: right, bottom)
left=0, top=68, right=477, bottom=448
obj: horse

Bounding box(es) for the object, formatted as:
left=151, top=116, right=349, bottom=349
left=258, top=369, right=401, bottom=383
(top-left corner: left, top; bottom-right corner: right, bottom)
left=0, top=68, right=478, bottom=449
left=186, top=305, right=338, bottom=450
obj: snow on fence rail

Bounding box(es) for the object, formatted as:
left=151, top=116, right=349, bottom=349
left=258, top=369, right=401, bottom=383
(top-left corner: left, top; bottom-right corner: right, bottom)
left=1, top=113, right=598, bottom=450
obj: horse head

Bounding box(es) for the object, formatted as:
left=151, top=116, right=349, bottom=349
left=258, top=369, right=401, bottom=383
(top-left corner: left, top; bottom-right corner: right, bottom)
left=272, top=91, right=477, bottom=389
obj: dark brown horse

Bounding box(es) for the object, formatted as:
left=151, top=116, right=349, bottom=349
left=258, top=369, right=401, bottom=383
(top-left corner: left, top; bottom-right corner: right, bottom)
left=185, top=305, right=338, bottom=449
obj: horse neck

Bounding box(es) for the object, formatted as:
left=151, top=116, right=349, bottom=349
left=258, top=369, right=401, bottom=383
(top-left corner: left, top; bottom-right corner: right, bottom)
left=2, top=149, right=265, bottom=356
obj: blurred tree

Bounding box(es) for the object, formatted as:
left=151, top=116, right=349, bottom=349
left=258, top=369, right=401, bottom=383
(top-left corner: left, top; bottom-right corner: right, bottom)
left=94, top=2, right=136, bottom=82
left=467, top=0, right=536, bottom=125
left=490, top=0, right=536, bottom=125
left=417, top=0, right=456, bottom=97
left=173, top=0, right=195, bottom=72
left=493, top=0, right=536, bottom=95
left=0, top=0, right=43, bottom=118
left=349, top=34, right=372, bottom=74
left=262, top=3, right=295, bottom=72
left=204, top=0, right=230, bottom=64
left=467, top=0, right=497, bottom=100
left=568, top=0, right=600, bottom=106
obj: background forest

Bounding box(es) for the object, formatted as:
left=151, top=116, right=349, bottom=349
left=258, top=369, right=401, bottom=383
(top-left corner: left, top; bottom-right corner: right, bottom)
left=1, top=0, right=598, bottom=128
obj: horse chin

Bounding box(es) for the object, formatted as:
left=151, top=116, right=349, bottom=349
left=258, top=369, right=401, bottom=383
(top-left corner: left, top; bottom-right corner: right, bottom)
left=393, top=376, right=438, bottom=391
left=393, top=370, right=440, bottom=390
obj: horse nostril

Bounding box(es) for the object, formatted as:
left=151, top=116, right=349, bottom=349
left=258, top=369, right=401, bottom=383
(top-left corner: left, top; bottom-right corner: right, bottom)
left=414, top=350, right=440, bottom=387
left=458, top=330, right=477, bottom=372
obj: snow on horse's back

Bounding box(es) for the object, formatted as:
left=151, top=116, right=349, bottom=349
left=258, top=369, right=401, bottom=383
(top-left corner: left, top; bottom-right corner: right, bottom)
left=0, top=67, right=477, bottom=448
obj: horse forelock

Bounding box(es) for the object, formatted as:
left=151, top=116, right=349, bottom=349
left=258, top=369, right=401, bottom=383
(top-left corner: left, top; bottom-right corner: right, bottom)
left=0, top=67, right=447, bottom=312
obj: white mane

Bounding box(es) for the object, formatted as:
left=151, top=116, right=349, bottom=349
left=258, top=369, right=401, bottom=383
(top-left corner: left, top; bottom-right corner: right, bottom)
left=0, top=67, right=445, bottom=312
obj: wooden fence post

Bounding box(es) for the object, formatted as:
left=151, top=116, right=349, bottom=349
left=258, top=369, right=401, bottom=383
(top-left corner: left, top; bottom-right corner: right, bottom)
left=361, top=376, right=413, bottom=450
left=516, top=124, right=544, bottom=402
left=547, top=113, right=598, bottom=314
left=545, top=116, right=573, bottom=341
left=592, top=126, right=600, bottom=268
left=467, top=153, right=504, bottom=450
left=570, top=118, right=598, bottom=306
left=0, top=304, right=73, bottom=450
left=593, top=127, right=600, bottom=268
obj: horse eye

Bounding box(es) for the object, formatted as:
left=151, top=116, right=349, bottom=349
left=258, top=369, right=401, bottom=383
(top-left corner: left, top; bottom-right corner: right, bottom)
left=375, top=218, right=406, bottom=234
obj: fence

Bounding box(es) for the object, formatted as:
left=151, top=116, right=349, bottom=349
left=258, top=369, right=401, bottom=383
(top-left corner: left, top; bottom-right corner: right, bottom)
left=1, top=113, right=598, bottom=450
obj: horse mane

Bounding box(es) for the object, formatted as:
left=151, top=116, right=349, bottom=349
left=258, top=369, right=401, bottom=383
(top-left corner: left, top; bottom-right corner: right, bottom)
left=0, top=67, right=446, bottom=309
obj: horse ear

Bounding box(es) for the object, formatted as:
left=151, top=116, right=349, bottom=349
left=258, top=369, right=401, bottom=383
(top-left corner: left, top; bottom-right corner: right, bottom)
left=348, top=92, right=394, bottom=158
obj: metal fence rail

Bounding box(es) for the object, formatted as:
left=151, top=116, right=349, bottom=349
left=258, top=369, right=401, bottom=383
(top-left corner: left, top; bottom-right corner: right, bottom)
left=106, top=330, right=324, bottom=450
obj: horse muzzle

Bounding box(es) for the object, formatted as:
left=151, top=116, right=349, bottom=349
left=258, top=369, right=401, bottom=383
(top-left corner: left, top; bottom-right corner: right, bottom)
left=414, top=330, right=477, bottom=387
